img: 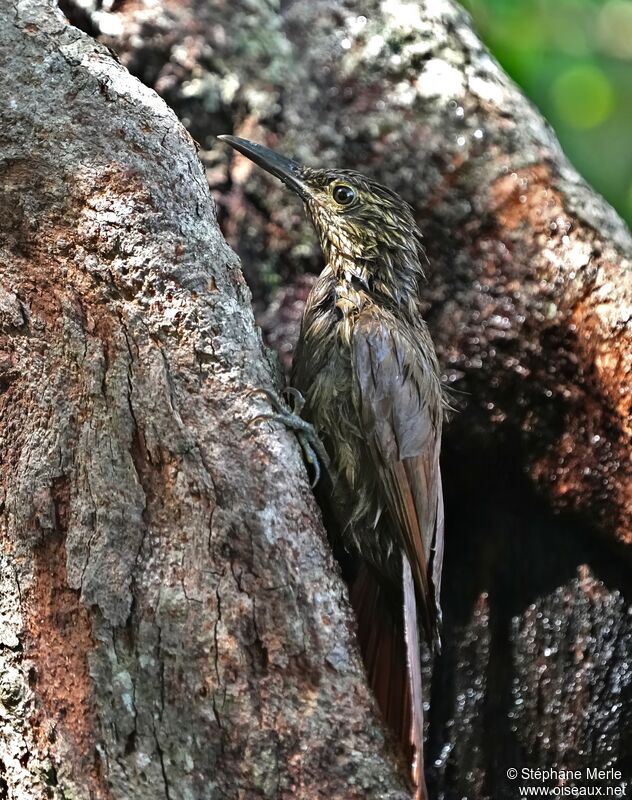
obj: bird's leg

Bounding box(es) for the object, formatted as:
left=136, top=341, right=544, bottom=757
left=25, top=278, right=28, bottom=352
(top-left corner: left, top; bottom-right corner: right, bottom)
left=247, top=386, right=332, bottom=487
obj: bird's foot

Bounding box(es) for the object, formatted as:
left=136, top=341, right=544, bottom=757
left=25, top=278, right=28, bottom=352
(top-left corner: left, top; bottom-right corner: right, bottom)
left=247, top=386, right=331, bottom=487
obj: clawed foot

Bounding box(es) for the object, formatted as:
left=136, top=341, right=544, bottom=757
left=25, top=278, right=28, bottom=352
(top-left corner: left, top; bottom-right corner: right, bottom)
left=247, top=386, right=331, bottom=487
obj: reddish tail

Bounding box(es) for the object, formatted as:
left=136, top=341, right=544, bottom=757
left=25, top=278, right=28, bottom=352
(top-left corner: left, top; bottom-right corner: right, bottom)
left=350, top=559, right=428, bottom=800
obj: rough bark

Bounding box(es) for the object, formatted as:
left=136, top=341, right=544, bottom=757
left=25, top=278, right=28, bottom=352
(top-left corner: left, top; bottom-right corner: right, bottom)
left=72, top=0, right=631, bottom=546
left=6, top=0, right=632, bottom=798
left=0, top=3, right=411, bottom=798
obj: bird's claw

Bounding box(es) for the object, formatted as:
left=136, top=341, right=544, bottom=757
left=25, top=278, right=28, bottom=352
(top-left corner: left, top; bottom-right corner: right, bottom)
left=283, top=386, right=306, bottom=415
left=245, top=388, right=286, bottom=429
left=297, top=431, right=322, bottom=487
left=247, top=385, right=331, bottom=486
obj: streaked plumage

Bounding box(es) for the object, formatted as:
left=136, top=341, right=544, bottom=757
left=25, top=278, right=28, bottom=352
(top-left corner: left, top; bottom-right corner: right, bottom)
left=220, top=136, right=446, bottom=799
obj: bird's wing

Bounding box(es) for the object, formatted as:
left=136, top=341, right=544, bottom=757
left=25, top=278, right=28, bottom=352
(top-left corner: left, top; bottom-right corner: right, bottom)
left=352, top=310, right=443, bottom=642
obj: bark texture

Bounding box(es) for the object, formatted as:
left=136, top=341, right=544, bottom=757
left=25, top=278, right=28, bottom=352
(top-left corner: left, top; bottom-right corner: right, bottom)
left=74, top=0, right=631, bottom=546
left=0, top=3, right=411, bottom=798
left=5, top=0, right=632, bottom=798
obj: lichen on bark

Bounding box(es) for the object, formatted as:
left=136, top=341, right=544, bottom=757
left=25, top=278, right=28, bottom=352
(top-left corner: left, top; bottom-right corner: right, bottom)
left=0, top=2, right=411, bottom=798
left=3, top=0, right=631, bottom=796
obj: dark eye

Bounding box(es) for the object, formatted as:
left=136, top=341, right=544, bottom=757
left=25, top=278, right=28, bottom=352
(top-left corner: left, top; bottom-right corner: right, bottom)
left=332, top=184, right=355, bottom=205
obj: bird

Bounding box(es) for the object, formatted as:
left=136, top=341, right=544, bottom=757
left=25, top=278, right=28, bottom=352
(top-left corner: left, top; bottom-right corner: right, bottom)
left=219, top=135, right=445, bottom=800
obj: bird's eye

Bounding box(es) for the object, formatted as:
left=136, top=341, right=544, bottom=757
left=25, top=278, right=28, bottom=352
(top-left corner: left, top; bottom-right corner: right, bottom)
left=332, top=184, right=356, bottom=206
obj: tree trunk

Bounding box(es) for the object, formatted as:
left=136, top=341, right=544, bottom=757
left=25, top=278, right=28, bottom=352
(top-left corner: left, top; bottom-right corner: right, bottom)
left=0, top=4, right=410, bottom=798
left=5, top=0, right=632, bottom=798
left=72, top=0, right=631, bottom=538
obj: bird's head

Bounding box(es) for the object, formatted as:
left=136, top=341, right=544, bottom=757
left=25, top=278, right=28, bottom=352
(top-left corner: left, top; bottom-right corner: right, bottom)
left=219, top=136, right=424, bottom=269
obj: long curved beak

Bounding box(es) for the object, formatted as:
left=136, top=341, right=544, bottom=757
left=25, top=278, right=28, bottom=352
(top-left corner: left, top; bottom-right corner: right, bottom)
left=218, top=135, right=311, bottom=201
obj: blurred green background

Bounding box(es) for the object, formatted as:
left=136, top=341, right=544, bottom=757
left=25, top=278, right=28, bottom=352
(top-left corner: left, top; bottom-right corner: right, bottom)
left=461, top=0, right=632, bottom=229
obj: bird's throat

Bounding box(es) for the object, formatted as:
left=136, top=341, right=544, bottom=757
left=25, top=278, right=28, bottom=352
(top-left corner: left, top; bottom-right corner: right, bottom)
left=329, top=252, right=370, bottom=319
left=327, top=244, right=423, bottom=324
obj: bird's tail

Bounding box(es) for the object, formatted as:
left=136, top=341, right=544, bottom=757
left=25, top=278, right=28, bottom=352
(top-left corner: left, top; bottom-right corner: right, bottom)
left=350, top=559, right=428, bottom=800
left=402, top=553, right=427, bottom=800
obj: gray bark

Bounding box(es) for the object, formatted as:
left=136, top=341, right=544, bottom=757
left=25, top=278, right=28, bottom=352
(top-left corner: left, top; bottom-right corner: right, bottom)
left=4, top=0, right=632, bottom=798
left=232, top=0, right=631, bottom=545
left=62, top=0, right=632, bottom=796
left=0, top=2, right=410, bottom=798
left=75, top=0, right=631, bottom=539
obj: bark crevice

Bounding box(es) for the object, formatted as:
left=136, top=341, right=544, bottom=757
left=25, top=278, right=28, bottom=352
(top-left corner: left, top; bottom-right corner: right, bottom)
left=1, top=0, right=630, bottom=797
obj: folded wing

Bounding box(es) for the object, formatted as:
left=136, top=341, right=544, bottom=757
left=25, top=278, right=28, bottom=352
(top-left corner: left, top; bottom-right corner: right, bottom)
left=352, top=310, right=444, bottom=641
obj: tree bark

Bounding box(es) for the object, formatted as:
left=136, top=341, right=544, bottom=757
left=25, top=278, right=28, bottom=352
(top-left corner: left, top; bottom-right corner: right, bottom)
left=5, top=0, right=632, bottom=798
left=73, top=0, right=631, bottom=546
left=0, top=3, right=410, bottom=798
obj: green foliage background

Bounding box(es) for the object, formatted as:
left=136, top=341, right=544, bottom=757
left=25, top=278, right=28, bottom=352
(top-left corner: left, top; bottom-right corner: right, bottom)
left=461, top=0, right=632, bottom=229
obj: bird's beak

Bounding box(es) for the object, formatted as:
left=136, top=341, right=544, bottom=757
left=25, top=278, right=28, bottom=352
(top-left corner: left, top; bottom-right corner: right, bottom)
left=218, top=135, right=312, bottom=202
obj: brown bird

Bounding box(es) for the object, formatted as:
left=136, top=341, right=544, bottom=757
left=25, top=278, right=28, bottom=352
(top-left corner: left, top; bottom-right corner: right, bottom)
left=220, top=135, right=445, bottom=799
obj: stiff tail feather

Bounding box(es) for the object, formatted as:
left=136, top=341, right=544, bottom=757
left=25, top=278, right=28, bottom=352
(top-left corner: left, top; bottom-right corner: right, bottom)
left=350, top=560, right=427, bottom=799
left=402, top=552, right=427, bottom=800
